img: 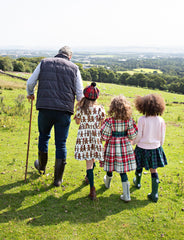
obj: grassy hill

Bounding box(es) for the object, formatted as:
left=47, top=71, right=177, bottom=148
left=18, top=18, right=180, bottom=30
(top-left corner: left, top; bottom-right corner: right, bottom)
left=0, top=73, right=184, bottom=239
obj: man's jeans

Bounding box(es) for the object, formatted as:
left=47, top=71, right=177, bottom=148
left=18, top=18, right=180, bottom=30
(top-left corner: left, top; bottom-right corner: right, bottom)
left=38, top=109, right=71, bottom=159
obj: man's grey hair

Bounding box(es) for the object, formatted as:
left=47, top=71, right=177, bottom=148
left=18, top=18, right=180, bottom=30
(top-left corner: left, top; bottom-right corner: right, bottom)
left=58, top=46, right=72, bottom=57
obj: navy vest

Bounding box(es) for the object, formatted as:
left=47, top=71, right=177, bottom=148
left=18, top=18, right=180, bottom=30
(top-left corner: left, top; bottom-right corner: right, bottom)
left=36, top=54, right=78, bottom=114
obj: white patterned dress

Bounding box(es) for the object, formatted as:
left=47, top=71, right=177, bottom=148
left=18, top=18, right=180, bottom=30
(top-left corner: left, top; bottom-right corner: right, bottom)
left=75, top=105, right=106, bottom=161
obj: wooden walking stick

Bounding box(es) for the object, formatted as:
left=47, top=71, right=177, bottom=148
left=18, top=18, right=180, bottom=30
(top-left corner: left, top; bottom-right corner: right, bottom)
left=25, top=98, right=33, bottom=182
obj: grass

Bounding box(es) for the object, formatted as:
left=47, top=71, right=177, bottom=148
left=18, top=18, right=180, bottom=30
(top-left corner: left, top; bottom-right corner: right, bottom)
left=5, top=71, right=31, bottom=79
left=0, top=73, right=184, bottom=239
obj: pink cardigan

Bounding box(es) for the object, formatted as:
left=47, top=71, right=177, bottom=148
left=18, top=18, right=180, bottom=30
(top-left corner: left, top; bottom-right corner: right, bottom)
left=133, top=116, right=166, bottom=149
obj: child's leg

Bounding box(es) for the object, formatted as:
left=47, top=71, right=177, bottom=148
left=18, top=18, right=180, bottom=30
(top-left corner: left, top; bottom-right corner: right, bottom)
left=86, top=159, right=96, bottom=200
left=85, top=159, right=96, bottom=184
left=133, top=168, right=143, bottom=189
left=86, top=160, right=94, bottom=187
left=104, top=171, right=113, bottom=189
left=120, top=173, right=131, bottom=202
left=120, top=173, right=128, bottom=182
left=93, top=159, right=96, bottom=169
left=148, top=168, right=159, bottom=202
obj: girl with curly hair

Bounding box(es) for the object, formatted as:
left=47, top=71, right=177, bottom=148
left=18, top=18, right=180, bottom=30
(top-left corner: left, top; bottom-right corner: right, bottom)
left=133, top=94, right=167, bottom=202
left=100, top=95, right=138, bottom=202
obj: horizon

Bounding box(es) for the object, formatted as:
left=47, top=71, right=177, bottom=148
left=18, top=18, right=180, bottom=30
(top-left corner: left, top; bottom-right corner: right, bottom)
left=1, top=45, right=184, bottom=55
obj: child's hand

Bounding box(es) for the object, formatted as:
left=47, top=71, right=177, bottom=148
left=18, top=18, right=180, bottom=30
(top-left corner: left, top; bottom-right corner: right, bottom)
left=99, top=160, right=104, bottom=167
left=75, top=117, right=81, bottom=125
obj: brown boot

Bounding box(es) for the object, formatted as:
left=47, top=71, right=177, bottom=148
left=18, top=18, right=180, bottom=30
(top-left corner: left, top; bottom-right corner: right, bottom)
left=84, top=175, right=89, bottom=185
left=34, top=150, right=48, bottom=174
left=54, top=159, right=66, bottom=187
left=89, top=186, right=96, bottom=200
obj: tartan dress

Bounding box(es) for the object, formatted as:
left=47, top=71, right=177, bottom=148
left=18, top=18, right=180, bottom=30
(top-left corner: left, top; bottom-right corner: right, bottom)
left=75, top=105, right=106, bottom=161
left=100, top=117, right=138, bottom=173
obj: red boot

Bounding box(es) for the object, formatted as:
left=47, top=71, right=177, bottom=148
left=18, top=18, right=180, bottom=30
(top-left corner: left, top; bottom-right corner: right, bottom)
left=89, top=186, right=96, bottom=200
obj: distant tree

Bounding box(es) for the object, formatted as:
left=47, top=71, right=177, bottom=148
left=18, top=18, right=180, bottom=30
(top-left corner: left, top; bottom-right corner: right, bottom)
left=76, top=63, right=83, bottom=71
left=119, top=72, right=130, bottom=85
left=76, top=63, right=85, bottom=78
left=147, top=78, right=156, bottom=89
left=82, top=69, right=92, bottom=81
left=88, top=67, right=99, bottom=82
left=126, top=75, right=138, bottom=86
left=168, top=81, right=184, bottom=94
left=107, top=71, right=116, bottom=83
left=13, top=61, right=25, bottom=72
left=134, top=73, right=149, bottom=87
left=0, top=56, right=13, bottom=71
left=98, top=67, right=109, bottom=82
left=24, top=64, right=32, bottom=73
left=150, top=74, right=166, bottom=90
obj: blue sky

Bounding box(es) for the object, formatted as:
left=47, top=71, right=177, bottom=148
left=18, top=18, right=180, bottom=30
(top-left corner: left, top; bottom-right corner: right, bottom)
left=1, top=0, right=184, bottom=49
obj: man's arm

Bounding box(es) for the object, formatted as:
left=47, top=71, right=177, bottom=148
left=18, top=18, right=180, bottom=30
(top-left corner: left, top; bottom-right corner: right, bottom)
left=75, top=68, right=83, bottom=101
left=26, top=62, right=41, bottom=100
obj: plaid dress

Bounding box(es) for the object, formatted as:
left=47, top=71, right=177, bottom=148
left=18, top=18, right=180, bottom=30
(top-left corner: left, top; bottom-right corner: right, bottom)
left=75, top=105, right=106, bottom=161
left=100, top=117, right=138, bottom=173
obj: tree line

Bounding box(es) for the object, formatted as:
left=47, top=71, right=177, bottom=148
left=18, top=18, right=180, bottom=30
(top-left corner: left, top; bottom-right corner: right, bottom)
left=0, top=56, right=184, bottom=94
left=90, top=57, right=184, bottom=77
left=0, top=56, right=43, bottom=73
left=77, top=63, right=184, bottom=94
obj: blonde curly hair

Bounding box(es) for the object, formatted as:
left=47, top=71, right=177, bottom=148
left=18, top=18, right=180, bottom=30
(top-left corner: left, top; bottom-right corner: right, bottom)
left=108, top=95, right=132, bottom=120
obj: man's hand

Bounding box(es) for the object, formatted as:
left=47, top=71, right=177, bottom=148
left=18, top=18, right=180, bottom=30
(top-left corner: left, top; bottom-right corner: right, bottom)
left=27, top=94, right=35, bottom=101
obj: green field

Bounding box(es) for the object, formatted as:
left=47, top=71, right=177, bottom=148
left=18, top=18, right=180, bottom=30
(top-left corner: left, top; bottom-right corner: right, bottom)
left=0, top=73, right=184, bottom=239
left=117, top=68, right=163, bottom=75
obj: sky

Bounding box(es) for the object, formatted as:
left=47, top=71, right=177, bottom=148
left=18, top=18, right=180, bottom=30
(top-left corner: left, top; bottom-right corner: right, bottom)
left=1, top=0, right=184, bottom=50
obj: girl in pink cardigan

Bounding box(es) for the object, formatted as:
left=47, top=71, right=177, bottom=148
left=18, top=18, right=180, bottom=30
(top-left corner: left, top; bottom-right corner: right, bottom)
left=133, top=94, right=167, bottom=202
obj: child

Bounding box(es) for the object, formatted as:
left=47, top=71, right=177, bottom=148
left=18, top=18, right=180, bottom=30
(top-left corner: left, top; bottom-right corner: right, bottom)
left=100, top=95, right=138, bottom=202
left=133, top=94, right=167, bottom=203
left=74, top=82, right=106, bottom=200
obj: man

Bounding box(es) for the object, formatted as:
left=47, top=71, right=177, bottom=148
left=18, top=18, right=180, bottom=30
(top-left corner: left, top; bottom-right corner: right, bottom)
left=27, top=46, right=83, bottom=186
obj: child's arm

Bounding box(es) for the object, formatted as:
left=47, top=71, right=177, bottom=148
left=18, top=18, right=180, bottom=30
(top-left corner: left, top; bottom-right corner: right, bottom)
left=100, top=118, right=112, bottom=141
left=100, top=118, right=105, bottom=127
left=160, top=118, right=166, bottom=145
left=75, top=117, right=81, bottom=125
left=127, top=118, right=138, bottom=141
left=74, top=107, right=81, bottom=125
left=99, top=106, right=106, bottom=127
left=132, top=117, right=143, bottom=145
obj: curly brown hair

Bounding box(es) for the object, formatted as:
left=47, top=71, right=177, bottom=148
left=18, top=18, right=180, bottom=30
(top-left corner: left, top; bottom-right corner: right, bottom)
left=135, top=94, right=165, bottom=116
left=75, top=97, right=96, bottom=115
left=108, top=95, right=132, bottom=120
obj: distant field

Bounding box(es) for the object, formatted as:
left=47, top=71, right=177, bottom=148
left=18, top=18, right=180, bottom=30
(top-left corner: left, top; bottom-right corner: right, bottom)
left=134, top=68, right=162, bottom=74
left=89, top=55, right=116, bottom=58
left=118, top=68, right=163, bottom=75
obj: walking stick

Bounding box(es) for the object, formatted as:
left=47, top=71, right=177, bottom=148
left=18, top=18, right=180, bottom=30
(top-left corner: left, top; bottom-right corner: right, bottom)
left=25, top=98, right=33, bottom=182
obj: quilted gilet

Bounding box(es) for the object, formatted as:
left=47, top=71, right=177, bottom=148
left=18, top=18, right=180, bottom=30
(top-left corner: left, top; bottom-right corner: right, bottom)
left=36, top=54, right=78, bottom=114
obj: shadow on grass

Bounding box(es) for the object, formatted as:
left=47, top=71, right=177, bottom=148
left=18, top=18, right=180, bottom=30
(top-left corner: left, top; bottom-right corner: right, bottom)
left=0, top=174, right=150, bottom=226
left=0, top=172, right=53, bottom=212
